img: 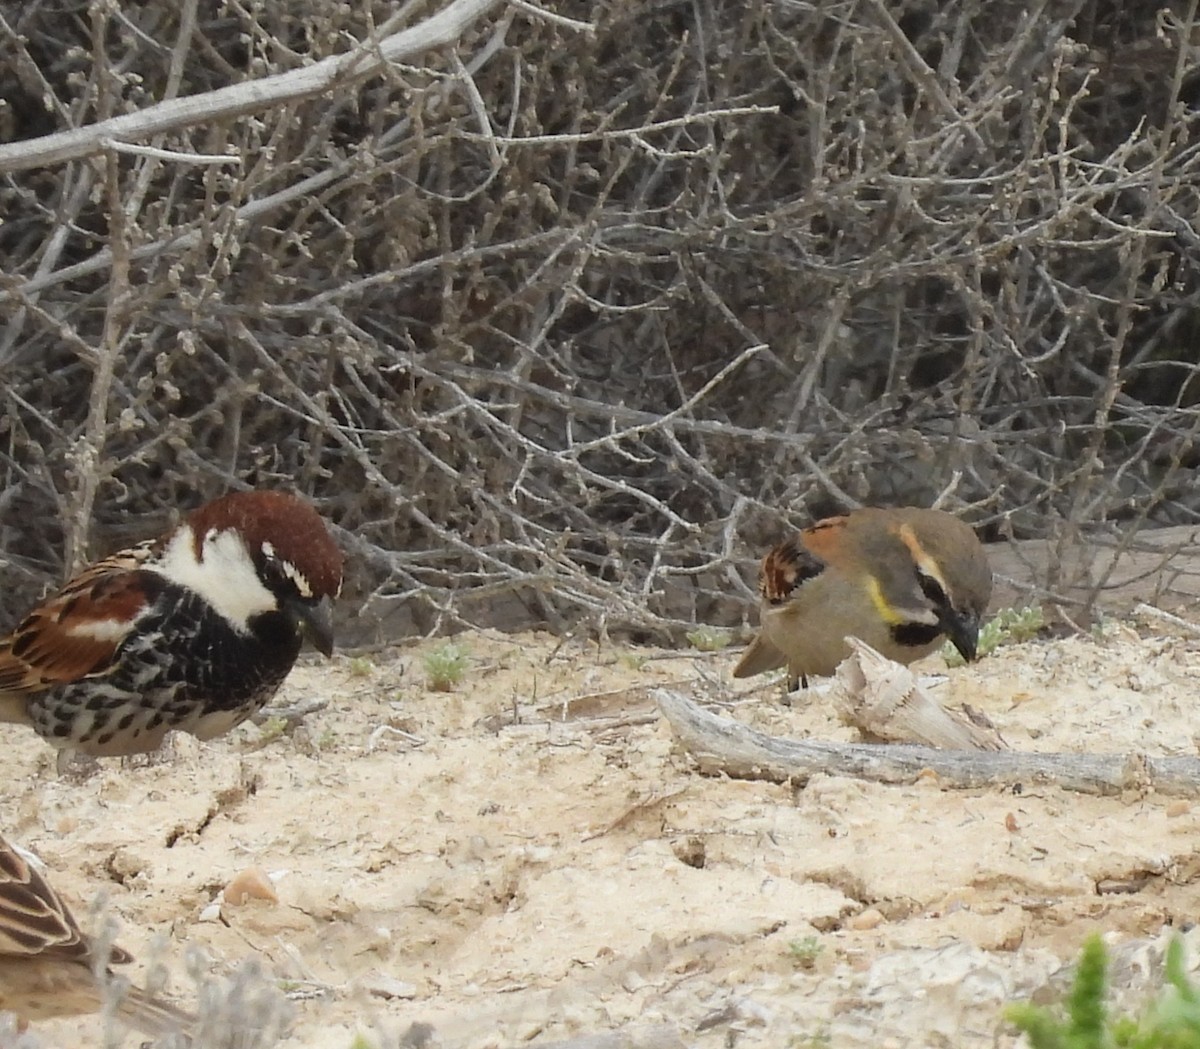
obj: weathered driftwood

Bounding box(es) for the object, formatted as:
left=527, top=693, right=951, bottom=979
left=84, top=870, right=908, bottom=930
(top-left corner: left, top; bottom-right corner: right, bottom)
left=831, top=638, right=1006, bottom=751
left=653, top=689, right=1200, bottom=796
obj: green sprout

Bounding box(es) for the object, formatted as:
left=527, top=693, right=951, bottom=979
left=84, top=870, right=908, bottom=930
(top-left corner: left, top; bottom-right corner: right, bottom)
left=944, top=604, right=1045, bottom=667
left=423, top=641, right=470, bottom=691
left=347, top=656, right=375, bottom=677
left=787, top=935, right=823, bottom=970
left=1009, top=934, right=1200, bottom=1048
left=686, top=626, right=732, bottom=652
left=255, top=716, right=288, bottom=745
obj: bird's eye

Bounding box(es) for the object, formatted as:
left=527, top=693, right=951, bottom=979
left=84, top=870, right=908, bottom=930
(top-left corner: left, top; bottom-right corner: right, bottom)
left=259, top=556, right=291, bottom=592
left=259, top=550, right=315, bottom=599
left=916, top=569, right=947, bottom=607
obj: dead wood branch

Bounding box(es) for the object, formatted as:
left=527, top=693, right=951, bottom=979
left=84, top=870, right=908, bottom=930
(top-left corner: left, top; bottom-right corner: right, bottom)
left=832, top=639, right=1006, bottom=751
left=0, top=0, right=507, bottom=174
left=653, top=690, right=1200, bottom=797
left=2, top=1, right=1200, bottom=647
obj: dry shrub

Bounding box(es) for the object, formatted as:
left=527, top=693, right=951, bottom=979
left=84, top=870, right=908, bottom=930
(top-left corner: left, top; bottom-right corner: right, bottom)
left=0, top=0, right=1198, bottom=642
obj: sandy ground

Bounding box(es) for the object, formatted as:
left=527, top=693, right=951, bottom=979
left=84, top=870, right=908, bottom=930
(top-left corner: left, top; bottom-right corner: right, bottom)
left=6, top=620, right=1200, bottom=1048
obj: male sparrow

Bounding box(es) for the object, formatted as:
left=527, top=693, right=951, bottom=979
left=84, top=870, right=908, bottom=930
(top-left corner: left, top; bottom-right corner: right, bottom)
left=0, top=490, right=342, bottom=758
left=0, top=832, right=191, bottom=1034
left=734, top=506, right=992, bottom=691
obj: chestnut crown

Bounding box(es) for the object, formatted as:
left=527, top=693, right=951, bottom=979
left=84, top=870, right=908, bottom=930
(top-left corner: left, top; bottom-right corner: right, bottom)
left=186, top=490, right=343, bottom=601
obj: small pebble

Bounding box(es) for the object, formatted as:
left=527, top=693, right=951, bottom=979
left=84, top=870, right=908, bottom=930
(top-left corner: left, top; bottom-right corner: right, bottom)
left=224, top=865, right=279, bottom=905
left=848, top=907, right=884, bottom=930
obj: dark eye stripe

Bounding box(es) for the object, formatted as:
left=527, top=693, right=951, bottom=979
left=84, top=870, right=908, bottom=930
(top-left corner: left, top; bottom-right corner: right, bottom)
left=916, top=570, right=947, bottom=606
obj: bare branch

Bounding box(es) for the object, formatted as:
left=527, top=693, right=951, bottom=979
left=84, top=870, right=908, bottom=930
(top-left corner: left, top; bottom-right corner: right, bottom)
left=0, top=0, right=505, bottom=173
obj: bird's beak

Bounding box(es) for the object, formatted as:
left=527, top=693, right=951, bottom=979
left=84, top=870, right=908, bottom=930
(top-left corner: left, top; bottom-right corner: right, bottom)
left=940, top=607, right=981, bottom=663
left=289, top=597, right=336, bottom=657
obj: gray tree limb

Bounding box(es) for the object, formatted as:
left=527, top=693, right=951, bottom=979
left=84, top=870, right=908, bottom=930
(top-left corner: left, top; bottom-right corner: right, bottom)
left=0, top=0, right=505, bottom=173
left=654, top=689, right=1200, bottom=796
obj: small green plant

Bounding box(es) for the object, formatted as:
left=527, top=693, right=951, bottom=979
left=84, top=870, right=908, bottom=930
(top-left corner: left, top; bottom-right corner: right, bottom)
left=619, top=651, right=649, bottom=671
left=686, top=625, right=732, bottom=652
left=943, top=604, right=1045, bottom=666
left=787, top=935, right=823, bottom=970
left=423, top=641, right=470, bottom=691
left=790, top=1032, right=831, bottom=1049
left=347, top=656, right=375, bottom=677
left=1009, top=934, right=1200, bottom=1048
left=255, top=715, right=288, bottom=745
left=1091, top=613, right=1117, bottom=643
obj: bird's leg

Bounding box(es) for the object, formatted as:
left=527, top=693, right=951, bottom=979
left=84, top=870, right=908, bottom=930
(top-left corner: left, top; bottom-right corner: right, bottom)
left=55, top=748, right=101, bottom=780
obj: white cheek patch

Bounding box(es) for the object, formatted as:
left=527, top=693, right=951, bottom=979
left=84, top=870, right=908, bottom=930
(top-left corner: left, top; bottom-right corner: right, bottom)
left=155, top=526, right=278, bottom=631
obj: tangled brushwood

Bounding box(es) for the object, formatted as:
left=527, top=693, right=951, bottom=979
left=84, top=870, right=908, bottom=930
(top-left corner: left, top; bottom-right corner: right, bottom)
left=0, top=1, right=1198, bottom=644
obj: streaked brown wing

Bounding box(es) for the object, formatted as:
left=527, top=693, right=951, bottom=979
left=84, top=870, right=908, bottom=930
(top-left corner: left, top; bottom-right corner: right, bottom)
left=758, top=520, right=839, bottom=605
left=0, top=542, right=157, bottom=694
left=0, top=834, right=91, bottom=962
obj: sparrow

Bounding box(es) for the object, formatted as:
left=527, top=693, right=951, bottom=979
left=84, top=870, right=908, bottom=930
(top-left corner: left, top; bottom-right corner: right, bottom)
left=0, top=831, right=191, bottom=1035
left=733, top=507, right=992, bottom=691
left=0, top=490, right=343, bottom=758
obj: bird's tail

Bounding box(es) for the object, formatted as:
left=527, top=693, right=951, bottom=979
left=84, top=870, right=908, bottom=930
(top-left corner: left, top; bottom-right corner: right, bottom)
left=114, top=985, right=194, bottom=1042
left=731, top=635, right=788, bottom=678
left=0, top=693, right=31, bottom=726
